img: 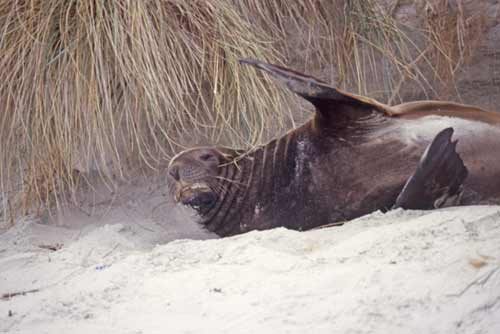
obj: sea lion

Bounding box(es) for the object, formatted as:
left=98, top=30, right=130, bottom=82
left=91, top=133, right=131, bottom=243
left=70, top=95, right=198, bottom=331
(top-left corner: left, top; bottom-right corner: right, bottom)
left=167, top=59, right=500, bottom=237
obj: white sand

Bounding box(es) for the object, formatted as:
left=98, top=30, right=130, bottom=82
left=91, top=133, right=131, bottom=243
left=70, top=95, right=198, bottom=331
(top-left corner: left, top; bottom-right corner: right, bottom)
left=1, top=189, right=500, bottom=333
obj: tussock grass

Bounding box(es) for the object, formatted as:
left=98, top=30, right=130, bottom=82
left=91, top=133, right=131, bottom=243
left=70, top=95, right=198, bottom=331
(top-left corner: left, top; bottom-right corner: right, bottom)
left=0, top=0, right=481, bottom=220
left=0, top=0, right=290, bottom=217
left=420, top=0, right=485, bottom=98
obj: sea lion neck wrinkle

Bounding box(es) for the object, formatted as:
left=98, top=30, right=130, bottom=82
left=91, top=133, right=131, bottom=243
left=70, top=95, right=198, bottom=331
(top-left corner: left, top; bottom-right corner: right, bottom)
left=201, top=123, right=348, bottom=236
left=201, top=141, right=276, bottom=236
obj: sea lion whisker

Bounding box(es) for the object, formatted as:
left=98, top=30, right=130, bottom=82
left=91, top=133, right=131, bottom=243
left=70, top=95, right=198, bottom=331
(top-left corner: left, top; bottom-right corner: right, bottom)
left=212, top=176, right=246, bottom=188
left=205, top=180, right=227, bottom=195
left=212, top=181, right=232, bottom=195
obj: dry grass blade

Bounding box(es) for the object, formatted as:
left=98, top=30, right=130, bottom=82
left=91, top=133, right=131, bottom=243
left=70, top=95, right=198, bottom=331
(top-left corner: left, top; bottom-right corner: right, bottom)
left=420, top=0, right=486, bottom=99
left=0, top=0, right=482, bottom=220
left=0, top=0, right=291, bottom=218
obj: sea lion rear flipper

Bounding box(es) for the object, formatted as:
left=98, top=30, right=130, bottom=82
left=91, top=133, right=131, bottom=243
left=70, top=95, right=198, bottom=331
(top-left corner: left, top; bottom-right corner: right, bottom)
left=239, top=58, right=394, bottom=125
left=393, top=127, right=468, bottom=210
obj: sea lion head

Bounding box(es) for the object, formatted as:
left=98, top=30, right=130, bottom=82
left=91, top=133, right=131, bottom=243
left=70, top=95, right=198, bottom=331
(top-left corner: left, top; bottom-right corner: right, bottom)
left=167, top=147, right=236, bottom=213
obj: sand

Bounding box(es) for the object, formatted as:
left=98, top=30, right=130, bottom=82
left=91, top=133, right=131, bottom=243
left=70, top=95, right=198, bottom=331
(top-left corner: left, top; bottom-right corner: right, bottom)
left=1, top=192, right=499, bottom=333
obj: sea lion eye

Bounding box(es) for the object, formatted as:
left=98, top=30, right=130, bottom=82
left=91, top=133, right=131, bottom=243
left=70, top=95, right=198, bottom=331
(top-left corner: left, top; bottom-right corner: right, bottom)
left=199, top=153, right=215, bottom=161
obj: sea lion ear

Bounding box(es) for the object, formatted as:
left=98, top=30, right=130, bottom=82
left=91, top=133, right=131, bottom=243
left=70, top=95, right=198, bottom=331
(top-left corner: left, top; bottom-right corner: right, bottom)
left=239, top=58, right=393, bottom=123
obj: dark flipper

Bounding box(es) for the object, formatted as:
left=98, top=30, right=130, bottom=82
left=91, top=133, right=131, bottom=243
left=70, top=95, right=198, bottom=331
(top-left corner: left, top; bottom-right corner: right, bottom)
left=239, top=58, right=394, bottom=125
left=393, top=127, right=468, bottom=210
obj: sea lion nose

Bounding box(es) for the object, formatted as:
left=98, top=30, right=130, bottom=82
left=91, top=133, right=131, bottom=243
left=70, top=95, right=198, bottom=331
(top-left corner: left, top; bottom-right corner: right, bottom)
left=169, top=165, right=180, bottom=181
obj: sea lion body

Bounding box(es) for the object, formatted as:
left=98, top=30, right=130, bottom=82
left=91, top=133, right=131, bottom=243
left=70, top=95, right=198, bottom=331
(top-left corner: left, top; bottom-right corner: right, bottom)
left=167, top=60, right=500, bottom=237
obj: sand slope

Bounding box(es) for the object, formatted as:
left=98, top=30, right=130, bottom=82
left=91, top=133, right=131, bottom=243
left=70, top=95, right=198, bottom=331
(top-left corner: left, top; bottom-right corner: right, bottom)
left=1, top=206, right=500, bottom=334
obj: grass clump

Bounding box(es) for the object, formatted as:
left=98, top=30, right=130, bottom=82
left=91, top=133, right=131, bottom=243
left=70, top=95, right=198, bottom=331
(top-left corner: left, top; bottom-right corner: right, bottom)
left=0, top=0, right=291, bottom=218
left=0, top=0, right=482, bottom=220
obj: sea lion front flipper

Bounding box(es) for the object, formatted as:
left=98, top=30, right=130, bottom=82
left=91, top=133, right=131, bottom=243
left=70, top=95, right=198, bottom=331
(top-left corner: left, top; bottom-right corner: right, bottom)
left=239, top=58, right=394, bottom=125
left=393, top=127, right=468, bottom=210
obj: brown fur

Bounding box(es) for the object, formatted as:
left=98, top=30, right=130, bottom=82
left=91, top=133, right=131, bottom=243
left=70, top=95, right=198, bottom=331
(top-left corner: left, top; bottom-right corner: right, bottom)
left=167, top=60, right=500, bottom=237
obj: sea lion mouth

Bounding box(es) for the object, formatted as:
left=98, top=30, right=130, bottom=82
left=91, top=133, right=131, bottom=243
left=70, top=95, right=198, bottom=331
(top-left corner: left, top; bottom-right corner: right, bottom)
left=176, top=183, right=218, bottom=209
